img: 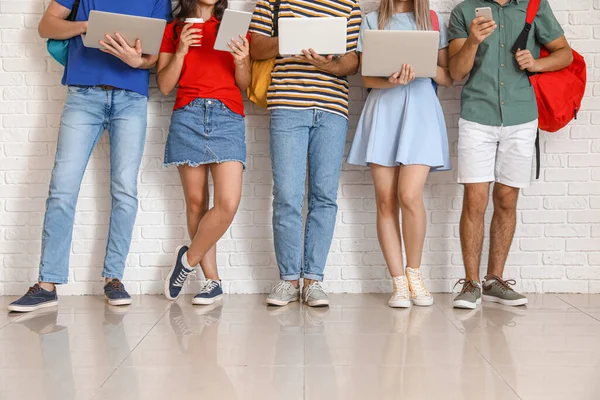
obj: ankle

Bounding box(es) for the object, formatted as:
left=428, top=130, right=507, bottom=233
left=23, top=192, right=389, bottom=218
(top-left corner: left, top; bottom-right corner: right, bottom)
left=39, top=282, right=55, bottom=292
left=303, top=279, right=317, bottom=287
left=288, top=280, right=300, bottom=289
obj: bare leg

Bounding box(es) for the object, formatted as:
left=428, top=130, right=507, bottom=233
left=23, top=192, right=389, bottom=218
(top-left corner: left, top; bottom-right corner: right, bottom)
left=459, top=183, right=491, bottom=282
left=186, top=162, right=243, bottom=269
left=488, top=183, right=519, bottom=278
left=178, top=165, right=218, bottom=279
left=370, top=164, right=403, bottom=277
left=397, top=165, right=430, bottom=269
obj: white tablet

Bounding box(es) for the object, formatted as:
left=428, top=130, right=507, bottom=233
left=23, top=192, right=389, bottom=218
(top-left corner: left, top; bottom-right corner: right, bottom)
left=83, top=11, right=167, bottom=55
left=278, top=17, right=347, bottom=56
left=214, top=9, right=253, bottom=52
left=361, top=31, right=440, bottom=78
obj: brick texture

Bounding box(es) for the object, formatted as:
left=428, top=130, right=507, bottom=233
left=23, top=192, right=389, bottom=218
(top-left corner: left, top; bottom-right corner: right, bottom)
left=1, top=0, right=599, bottom=295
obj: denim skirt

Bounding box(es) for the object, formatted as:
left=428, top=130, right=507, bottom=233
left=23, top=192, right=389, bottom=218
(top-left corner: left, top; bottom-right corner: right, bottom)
left=165, top=98, right=246, bottom=168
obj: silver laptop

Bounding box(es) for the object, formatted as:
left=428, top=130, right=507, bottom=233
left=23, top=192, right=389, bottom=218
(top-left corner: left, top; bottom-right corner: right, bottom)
left=83, top=10, right=167, bottom=55
left=361, top=30, right=440, bottom=78
left=214, top=9, right=253, bottom=52
left=278, top=17, right=347, bottom=56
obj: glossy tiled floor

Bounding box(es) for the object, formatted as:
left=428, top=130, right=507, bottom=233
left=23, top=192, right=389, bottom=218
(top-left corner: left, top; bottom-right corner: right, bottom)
left=1, top=294, right=599, bottom=400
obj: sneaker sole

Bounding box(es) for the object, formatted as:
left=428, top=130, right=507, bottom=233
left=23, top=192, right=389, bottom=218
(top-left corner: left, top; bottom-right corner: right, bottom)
left=482, top=295, right=528, bottom=307
left=412, top=298, right=434, bottom=307
left=164, top=245, right=186, bottom=301
left=305, top=298, right=330, bottom=307
left=388, top=299, right=412, bottom=308
left=7, top=300, right=59, bottom=313
left=105, top=296, right=132, bottom=306
left=266, top=296, right=299, bottom=307
left=192, top=294, right=223, bottom=305
left=453, top=298, right=481, bottom=310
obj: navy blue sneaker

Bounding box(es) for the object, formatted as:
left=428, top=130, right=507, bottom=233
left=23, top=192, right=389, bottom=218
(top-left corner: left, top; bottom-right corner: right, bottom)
left=192, top=279, right=223, bottom=305
left=165, top=245, right=194, bottom=300
left=7, top=284, right=58, bottom=313
left=104, top=279, right=132, bottom=306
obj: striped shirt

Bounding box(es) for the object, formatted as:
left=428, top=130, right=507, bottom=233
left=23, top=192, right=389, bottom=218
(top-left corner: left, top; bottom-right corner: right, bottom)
left=250, top=0, right=362, bottom=119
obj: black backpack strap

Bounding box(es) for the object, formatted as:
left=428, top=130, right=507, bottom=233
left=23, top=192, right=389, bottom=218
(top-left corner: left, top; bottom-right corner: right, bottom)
left=272, top=0, right=281, bottom=37
left=68, top=0, right=80, bottom=22
left=511, top=23, right=531, bottom=54
left=535, top=128, right=540, bottom=180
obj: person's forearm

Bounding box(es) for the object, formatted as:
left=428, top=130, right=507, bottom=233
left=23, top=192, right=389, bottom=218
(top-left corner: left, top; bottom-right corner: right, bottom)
left=157, top=54, right=184, bottom=95
left=534, top=46, right=573, bottom=73
left=322, top=53, right=359, bottom=76
left=362, top=76, right=397, bottom=89
left=434, top=66, right=453, bottom=88
left=235, top=58, right=252, bottom=91
left=39, top=15, right=86, bottom=39
left=449, top=38, right=479, bottom=81
left=250, top=35, right=278, bottom=60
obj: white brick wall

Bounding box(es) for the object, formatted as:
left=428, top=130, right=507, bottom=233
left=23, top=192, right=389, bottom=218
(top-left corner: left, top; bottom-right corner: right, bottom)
left=1, top=0, right=599, bottom=296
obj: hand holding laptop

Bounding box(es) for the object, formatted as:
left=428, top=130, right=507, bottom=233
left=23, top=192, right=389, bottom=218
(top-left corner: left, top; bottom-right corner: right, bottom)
left=99, top=32, right=145, bottom=68
left=297, top=48, right=336, bottom=70
left=389, top=64, right=416, bottom=86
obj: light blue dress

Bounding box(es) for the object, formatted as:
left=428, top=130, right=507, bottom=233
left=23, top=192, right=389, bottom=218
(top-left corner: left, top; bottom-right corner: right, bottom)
left=347, top=11, right=452, bottom=171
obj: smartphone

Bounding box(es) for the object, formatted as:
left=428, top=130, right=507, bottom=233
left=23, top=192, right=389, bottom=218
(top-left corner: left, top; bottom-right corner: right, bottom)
left=475, top=7, right=494, bottom=22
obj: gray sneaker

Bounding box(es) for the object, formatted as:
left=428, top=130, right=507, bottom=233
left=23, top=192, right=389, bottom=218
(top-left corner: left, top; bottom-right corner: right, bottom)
left=266, top=281, right=300, bottom=306
left=452, top=279, right=482, bottom=309
left=303, top=282, right=330, bottom=307
left=482, top=274, right=528, bottom=307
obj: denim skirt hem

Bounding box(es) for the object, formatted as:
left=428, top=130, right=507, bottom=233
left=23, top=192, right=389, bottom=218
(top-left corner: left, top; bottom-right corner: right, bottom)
left=164, top=98, right=246, bottom=169
left=164, top=159, right=246, bottom=169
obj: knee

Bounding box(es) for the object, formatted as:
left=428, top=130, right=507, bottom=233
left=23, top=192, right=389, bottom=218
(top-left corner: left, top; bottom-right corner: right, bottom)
left=494, top=186, right=519, bottom=213
left=376, top=196, right=398, bottom=218
left=398, top=191, right=423, bottom=213
left=214, top=196, right=240, bottom=224
left=273, top=183, right=303, bottom=209
left=186, top=193, right=209, bottom=216
left=111, top=171, right=138, bottom=202
left=463, top=186, right=489, bottom=217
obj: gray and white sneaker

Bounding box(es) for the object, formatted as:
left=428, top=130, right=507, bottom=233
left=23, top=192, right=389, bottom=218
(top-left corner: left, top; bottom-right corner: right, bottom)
left=482, top=274, right=528, bottom=307
left=302, top=282, right=330, bottom=307
left=266, top=281, right=300, bottom=306
left=453, top=279, right=482, bottom=309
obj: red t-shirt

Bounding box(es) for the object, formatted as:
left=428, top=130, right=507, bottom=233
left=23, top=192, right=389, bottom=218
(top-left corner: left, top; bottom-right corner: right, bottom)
left=160, top=17, right=249, bottom=116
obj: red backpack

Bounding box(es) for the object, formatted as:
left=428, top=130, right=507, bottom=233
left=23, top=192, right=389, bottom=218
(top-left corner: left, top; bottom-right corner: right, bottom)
left=511, top=0, right=586, bottom=178
left=511, top=0, right=586, bottom=133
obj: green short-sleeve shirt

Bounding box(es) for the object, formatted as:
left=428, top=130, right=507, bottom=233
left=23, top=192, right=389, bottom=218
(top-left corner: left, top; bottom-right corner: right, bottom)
left=448, top=0, right=564, bottom=127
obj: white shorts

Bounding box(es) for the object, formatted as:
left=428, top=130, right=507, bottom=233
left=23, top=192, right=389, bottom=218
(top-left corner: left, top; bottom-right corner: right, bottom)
left=457, top=118, right=538, bottom=189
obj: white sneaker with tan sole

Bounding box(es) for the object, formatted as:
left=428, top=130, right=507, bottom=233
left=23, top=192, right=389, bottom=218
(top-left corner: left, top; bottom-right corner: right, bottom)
left=406, top=267, right=434, bottom=307
left=389, top=276, right=411, bottom=308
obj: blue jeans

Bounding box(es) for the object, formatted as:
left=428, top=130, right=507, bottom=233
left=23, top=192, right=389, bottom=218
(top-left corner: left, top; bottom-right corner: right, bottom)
left=39, top=86, right=148, bottom=284
left=270, top=108, right=348, bottom=282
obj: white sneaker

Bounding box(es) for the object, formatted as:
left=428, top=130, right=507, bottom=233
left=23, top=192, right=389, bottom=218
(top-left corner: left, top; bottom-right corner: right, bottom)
left=389, top=276, right=411, bottom=308
left=266, top=281, right=300, bottom=306
left=406, top=267, right=434, bottom=306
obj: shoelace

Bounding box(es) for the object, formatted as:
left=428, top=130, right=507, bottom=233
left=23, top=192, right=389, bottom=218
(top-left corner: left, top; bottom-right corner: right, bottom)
left=391, top=276, right=409, bottom=299
left=484, top=274, right=516, bottom=293
left=273, top=280, right=291, bottom=295
left=26, top=285, right=43, bottom=296
left=305, top=282, right=324, bottom=300
left=453, top=279, right=480, bottom=295
left=173, top=266, right=194, bottom=288
left=406, top=268, right=430, bottom=298
left=199, top=279, right=219, bottom=294
left=107, top=280, right=124, bottom=292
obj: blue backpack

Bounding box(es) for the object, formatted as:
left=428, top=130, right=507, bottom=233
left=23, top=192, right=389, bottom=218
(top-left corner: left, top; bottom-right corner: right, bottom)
left=46, top=0, right=80, bottom=66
